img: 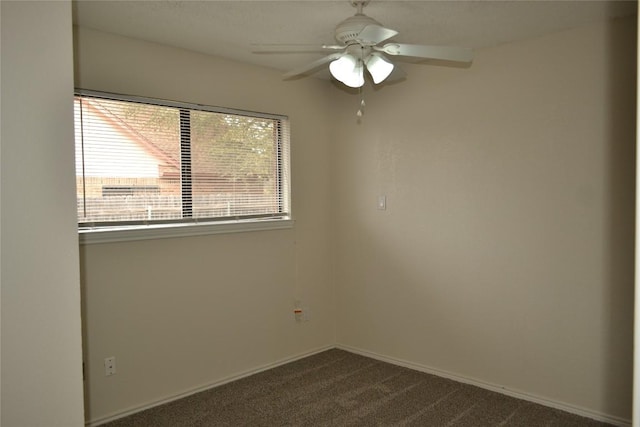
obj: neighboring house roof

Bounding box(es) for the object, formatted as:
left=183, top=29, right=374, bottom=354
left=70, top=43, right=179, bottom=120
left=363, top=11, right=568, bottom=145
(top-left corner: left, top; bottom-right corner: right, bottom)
left=75, top=97, right=180, bottom=178
left=75, top=96, right=277, bottom=183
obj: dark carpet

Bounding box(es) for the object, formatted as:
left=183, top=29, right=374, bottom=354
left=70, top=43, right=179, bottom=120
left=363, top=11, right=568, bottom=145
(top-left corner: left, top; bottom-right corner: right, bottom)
left=103, top=349, right=612, bottom=426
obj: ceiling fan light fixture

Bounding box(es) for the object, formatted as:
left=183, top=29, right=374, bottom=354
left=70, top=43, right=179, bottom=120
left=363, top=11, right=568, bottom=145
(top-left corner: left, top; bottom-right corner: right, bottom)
left=329, top=54, right=364, bottom=88
left=366, top=53, right=394, bottom=84
left=270, top=0, right=473, bottom=94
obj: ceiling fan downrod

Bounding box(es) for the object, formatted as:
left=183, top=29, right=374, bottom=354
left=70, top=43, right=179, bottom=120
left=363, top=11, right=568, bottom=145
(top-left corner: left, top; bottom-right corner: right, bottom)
left=351, top=0, right=370, bottom=15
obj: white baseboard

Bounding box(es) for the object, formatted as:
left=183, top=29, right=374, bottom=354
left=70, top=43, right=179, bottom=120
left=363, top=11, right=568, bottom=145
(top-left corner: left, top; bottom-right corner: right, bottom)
left=85, top=344, right=334, bottom=426
left=336, top=343, right=631, bottom=427
left=87, top=343, right=631, bottom=427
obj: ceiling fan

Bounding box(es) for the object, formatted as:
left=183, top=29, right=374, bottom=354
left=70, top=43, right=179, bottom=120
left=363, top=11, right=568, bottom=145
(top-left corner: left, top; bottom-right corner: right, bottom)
left=253, top=0, right=474, bottom=88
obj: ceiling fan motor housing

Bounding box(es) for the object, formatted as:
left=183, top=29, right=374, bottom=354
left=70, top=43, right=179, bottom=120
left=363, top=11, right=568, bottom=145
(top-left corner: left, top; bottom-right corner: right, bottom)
left=334, top=13, right=382, bottom=44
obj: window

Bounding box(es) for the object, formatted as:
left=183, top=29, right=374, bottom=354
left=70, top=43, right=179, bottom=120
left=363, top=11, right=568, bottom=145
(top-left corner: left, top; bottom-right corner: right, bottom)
left=74, top=90, right=291, bottom=241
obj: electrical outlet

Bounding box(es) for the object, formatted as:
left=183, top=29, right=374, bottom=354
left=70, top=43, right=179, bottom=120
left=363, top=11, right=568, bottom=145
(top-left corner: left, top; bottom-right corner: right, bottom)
left=104, top=356, right=116, bottom=376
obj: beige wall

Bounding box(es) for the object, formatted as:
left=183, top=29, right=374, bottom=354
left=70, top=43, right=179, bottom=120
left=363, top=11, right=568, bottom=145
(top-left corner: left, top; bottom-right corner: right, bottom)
left=332, top=17, right=635, bottom=422
left=0, top=3, right=634, bottom=426
left=74, top=28, right=336, bottom=423
left=1, top=1, right=85, bottom=425
left=75, top=15, right=635, bottom=426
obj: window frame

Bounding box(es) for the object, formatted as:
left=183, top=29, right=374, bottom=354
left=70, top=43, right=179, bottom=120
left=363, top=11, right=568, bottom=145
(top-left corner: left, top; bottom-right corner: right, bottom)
left=74, top=89, right=293, bottom=244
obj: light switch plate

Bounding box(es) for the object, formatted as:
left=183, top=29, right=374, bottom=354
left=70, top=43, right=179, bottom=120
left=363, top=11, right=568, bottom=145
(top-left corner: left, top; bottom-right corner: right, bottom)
left=377, top=195, right=386, bottom=210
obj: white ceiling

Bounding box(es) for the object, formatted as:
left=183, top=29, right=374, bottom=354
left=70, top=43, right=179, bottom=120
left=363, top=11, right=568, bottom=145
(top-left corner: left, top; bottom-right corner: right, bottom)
left=72, top=0, right=637, bottom=77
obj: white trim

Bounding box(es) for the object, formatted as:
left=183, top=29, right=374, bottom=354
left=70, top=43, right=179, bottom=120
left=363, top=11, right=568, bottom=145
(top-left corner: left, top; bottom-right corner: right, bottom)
left=336, top=343, right=632, bottom=427
left=79, top=218, right=294, bottom=244
left=85, top=343, right=632, bottom=426
left=75, top=88, right=288, bottom=121
left=85, top=344, right=334, bottom=426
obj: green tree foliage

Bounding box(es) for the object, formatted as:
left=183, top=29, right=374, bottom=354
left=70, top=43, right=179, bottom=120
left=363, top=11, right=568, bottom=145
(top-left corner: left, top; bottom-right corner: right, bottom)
left=118, top=101, right=277, bottom=181
left=191, top=111, right=275, bottom=180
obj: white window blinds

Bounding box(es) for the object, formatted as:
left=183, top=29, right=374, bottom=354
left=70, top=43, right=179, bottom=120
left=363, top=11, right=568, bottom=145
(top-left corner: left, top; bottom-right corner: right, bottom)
left=74, top=91, right=290, bottom=228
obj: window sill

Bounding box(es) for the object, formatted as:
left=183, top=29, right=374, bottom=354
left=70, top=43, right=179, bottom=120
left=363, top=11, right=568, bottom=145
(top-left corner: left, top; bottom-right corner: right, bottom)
left=78, top=218, right=294, bottom=245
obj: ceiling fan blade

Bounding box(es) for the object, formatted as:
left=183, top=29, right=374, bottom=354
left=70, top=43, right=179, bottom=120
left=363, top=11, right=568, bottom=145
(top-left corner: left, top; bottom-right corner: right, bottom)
left=252, top=44, right=345, bottom=53
left=283, top=53, right=345, bottom=78
left=377, top=43, right=473, bottom=63
left=357, top=24, right=398, bottom=44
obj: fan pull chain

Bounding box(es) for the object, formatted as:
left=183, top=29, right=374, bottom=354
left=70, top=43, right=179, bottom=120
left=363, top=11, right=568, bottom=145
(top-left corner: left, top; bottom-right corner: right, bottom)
left=357, top=97, right=365, bottom=117
left=357, top=71, right=365, bottom=117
